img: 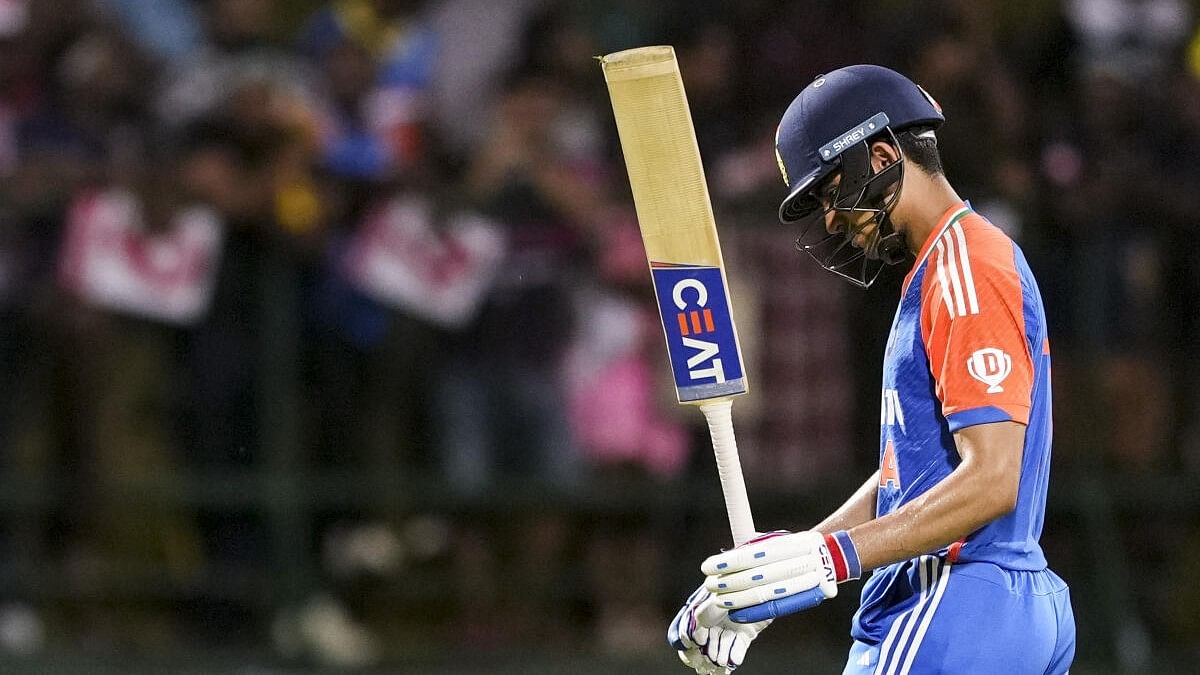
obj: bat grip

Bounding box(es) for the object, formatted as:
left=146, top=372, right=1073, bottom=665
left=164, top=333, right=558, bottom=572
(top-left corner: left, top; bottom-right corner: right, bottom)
left=699, top=399, right=756, bottom=547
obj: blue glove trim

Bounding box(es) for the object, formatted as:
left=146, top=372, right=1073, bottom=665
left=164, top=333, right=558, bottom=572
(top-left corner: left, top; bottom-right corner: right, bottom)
left=667, top=586, right=707, bottom=650
left=832, top=530, right=862, bottom=581
left=727, top=586, right=827, bottom=623
left=667, top=613, right=686, bottom=650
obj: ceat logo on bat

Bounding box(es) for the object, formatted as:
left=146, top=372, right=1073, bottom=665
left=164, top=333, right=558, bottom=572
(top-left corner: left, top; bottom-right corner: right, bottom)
left=650, top=263, right=746, bottom=402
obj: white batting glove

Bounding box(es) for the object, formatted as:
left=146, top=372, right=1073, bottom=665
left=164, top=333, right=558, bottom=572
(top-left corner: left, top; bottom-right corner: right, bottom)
left=668, top=584, right=770, bottom=673
left=702, top=530, right=861, bottom=623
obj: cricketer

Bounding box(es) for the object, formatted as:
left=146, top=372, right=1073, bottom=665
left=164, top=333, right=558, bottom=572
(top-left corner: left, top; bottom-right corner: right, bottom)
left=668, top=64, right=1076, bottom=675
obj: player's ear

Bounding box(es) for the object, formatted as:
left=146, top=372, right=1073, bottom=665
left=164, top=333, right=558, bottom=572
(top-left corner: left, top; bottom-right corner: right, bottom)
left=870, top=139, right=899, bottom=171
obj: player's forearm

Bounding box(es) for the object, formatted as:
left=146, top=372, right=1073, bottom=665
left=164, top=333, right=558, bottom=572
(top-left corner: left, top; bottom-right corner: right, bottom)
left=847, top=452, right=1018, bottom=571
left=812, top=471, right=879, bottom=534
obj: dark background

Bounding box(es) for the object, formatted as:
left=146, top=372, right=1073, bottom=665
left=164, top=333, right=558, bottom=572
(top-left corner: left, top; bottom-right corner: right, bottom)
left=0, top=0, right=1196, bottom=672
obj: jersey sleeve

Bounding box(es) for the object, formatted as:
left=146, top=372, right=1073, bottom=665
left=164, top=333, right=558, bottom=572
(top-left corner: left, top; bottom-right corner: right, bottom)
left=919, top=220, right=1034, bottom=433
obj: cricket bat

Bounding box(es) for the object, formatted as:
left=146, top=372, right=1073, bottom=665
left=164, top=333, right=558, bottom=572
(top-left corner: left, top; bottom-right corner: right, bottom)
left=600, top=46, right=755, bottom=546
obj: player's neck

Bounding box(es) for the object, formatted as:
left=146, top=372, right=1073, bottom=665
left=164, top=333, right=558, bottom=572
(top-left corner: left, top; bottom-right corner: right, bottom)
left=897, top=173, right=962, bottom=255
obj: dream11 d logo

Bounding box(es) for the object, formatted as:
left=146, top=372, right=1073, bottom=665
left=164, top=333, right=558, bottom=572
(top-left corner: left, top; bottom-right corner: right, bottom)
left=967, top=347, right=1012, bottom=393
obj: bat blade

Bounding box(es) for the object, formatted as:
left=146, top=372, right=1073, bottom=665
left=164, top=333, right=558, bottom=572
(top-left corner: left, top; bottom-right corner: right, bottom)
left=599, top=46, right=748, bottom=405
left=601, top=46, right=755, bottom=545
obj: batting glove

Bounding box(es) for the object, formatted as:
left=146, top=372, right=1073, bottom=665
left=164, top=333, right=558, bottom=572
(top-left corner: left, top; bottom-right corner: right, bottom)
left=702, top=530, right=861, bottom=623
left=668, top=584, right=770, bottom=673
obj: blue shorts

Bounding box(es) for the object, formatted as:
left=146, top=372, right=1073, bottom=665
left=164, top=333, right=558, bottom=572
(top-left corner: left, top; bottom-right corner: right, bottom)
left=842, top=555, right=1075, bottom=675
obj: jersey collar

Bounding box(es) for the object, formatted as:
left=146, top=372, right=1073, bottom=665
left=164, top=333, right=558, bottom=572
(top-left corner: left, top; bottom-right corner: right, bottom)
left=902, top=201, right=971, bottom=295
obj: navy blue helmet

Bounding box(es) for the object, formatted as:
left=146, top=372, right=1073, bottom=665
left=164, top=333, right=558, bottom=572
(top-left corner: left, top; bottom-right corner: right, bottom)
left=774, top=65, right=944, bottom=287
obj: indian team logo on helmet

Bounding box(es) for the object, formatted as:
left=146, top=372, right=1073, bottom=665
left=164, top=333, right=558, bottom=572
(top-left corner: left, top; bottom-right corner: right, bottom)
left=967, top=347, right=1012, bottom=393
left=917, top=84, right=942, bottom=114
left=774, top=124, right=789, bottom=186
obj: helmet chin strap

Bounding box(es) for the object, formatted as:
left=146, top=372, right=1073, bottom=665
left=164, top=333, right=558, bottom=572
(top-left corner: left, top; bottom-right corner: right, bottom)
left=871, top=193, right=907, bottom=265
left=876, top=230, right=907, bottom=265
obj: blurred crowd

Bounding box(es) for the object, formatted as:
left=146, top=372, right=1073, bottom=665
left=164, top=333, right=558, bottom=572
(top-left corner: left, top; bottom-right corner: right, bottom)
left=0, top=0, right=1197, bottom=668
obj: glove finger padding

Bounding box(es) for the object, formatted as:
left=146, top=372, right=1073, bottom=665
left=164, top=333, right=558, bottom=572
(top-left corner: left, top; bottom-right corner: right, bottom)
left=702, top=620, right=766, bottom=670
left=704, top=554, right=827, bottom=594
left=706, top=625, right=735, bottom=667
left=701, top=531, right=824, bottom=576
left=724, top=629, right=744, bottom=662
left=709, top=569, right=831, bottom=611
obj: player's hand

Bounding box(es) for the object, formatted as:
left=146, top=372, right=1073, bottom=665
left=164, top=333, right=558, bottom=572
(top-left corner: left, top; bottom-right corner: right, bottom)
left=668, top=583, right=770, bottom=673
left=702, top=530, right=861, bottom=623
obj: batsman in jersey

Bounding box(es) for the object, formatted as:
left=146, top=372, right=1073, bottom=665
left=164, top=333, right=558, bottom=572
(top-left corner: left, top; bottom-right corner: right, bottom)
left=668, top=65, right=1076, bottom=674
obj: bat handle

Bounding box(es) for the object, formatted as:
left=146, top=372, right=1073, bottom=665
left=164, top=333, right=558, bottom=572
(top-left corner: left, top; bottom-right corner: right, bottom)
left=699, top=399, right=756, bottom=547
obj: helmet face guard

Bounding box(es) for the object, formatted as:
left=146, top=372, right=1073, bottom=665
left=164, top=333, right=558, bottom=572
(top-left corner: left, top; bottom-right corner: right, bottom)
left=784, top=126, right=908, bottom=289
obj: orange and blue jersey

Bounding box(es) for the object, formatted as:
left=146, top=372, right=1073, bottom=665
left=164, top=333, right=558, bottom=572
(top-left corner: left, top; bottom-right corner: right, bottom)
left=874, top=201, right=1050, bottom=568
left=844, top=202, right=1074, bottom=675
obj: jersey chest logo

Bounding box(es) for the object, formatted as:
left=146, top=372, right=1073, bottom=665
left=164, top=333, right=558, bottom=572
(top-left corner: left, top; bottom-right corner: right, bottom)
left=878, top=439, right=901, bottom=490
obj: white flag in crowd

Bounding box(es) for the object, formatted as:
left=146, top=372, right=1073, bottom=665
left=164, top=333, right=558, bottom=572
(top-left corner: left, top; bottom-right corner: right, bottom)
left=343, top=196, right=506, bottom=329
left=59, top=190, right=223, bottom=325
